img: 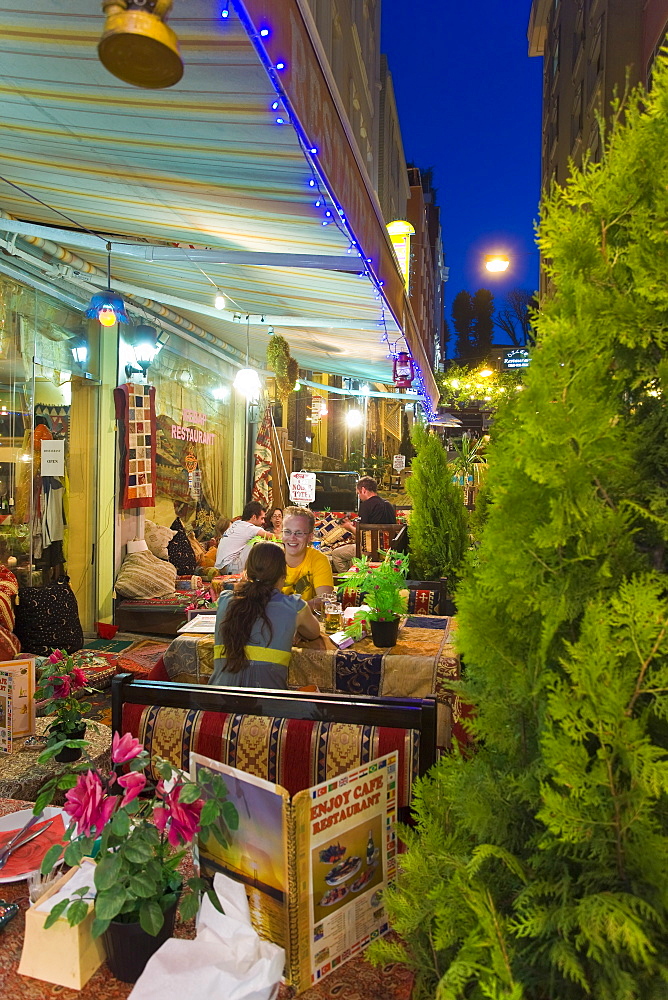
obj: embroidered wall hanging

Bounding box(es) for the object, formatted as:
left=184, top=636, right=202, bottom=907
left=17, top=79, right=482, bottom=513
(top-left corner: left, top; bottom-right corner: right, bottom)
left=113, top=383, right=157, bottom=509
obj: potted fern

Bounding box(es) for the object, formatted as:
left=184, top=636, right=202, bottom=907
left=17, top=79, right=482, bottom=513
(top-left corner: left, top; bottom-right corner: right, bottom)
left=339, top=550, right=409, bottom=647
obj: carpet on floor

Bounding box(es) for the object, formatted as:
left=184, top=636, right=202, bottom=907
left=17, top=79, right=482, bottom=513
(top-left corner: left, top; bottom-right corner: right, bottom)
left=84, top=638, right=135, bottom=653
left=116, top=638, right=171, bottom=677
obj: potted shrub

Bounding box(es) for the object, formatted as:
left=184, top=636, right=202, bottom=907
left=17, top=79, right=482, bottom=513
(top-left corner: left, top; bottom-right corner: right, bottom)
left=406, top=425, right=469, bottom=609
left=35, top=732, right=239, bottom=983
left=339, top=550, right=409, bottom=647
left=34, top=650, right=96, bottom=762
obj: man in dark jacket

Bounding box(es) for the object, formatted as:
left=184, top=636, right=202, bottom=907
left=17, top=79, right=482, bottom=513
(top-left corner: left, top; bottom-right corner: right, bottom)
left=331, top=477, right=396, bottom=572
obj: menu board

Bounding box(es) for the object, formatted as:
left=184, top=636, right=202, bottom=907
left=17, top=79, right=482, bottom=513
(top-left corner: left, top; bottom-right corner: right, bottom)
left=0, top=657, right=35, bottom=745
left=192, top=751, right=397, bottom=993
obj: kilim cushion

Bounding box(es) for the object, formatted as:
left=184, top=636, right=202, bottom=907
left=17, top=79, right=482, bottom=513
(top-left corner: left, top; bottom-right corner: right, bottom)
left=315, top=514, right=354, bottom=549
left=122, top=702, right=418, bottom=810
left=115, top=550, right=177, bottom=599
left=144, top=520, right=177, bottom=560
left=407, top=588, right=439, bottom=615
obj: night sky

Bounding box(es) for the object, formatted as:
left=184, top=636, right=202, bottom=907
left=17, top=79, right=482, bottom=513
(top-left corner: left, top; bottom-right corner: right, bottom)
left=380, top=0, right=543, bottom=349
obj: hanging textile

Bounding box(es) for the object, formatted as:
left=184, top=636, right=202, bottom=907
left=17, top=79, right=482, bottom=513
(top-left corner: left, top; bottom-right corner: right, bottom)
left=113, top=383, right=157, bottom=509
left=251, top=404, right=273, bottom=507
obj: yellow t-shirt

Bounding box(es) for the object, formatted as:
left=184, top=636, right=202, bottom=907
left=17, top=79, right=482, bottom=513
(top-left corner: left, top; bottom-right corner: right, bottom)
left=282, top=547, right=333, bottom=602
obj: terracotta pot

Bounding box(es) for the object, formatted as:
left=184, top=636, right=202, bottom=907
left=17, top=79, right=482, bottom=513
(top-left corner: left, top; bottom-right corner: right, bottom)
left=370, top=616, right=400, bottom=648
left=102, top=893, right=179, bottom=983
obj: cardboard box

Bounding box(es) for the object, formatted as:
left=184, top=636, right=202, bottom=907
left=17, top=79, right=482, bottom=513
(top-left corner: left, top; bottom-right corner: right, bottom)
left=18, top=863, right=105, bottom=989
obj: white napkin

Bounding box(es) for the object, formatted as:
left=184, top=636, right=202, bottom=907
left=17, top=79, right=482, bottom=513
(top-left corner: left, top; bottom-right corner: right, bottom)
left=128, top=873, right=284, bottom=1000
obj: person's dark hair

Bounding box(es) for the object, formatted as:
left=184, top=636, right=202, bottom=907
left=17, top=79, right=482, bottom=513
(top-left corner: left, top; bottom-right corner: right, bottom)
left=241, top=500, right=265, bottom=521
left=219, top=542, right=287, bottom=673
left=356, top=476, right=378, bottom=494
left=263, top=507, right=283, bottom=531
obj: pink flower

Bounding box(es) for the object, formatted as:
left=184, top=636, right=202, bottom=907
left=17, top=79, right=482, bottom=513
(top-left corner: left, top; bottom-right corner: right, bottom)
left=117, top=771, right=147, bottom=807
left=48, top=650, right=65, bottom=665
left=63, top=770, right=116, bottom=837
left=71, top=667, right=88, bottom=690
left=52, top=675, right=72, bottom=698
left=112, top=732, right=144, bottom=765
left=153, top=783, right=203, bottom=848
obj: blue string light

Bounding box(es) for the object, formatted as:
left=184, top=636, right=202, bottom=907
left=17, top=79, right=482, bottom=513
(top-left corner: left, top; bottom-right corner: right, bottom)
left=226, top=0, right=436, bottom=421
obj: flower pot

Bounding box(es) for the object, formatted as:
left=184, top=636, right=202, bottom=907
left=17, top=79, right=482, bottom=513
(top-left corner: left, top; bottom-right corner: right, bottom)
left=370, top=616, right=400, bottom=648
left=53, top=723, right=87, bottom=763
left=102, top=893, right=179, bottom=983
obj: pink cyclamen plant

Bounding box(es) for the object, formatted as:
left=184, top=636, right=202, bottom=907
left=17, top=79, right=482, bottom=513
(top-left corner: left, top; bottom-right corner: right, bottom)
left=36, top=731, right=240, bottom=939
left=35, top=648, right=97, bottom=752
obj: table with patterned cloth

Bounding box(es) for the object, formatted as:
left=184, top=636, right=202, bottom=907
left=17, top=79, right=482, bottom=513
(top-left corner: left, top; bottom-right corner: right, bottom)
left=0, top=798, right=414, bottom=1000
left=161, top=616, right=467, bottom=750
left=0, top=720, right=112, bottom=804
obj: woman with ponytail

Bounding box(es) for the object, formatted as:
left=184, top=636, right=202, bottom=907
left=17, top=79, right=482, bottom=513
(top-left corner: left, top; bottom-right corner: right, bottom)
left=211, top=541, right=320, bottom=688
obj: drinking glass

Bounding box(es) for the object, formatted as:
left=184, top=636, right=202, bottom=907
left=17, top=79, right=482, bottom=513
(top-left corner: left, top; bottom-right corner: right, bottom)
left=324, top=600, right=343, bottom=634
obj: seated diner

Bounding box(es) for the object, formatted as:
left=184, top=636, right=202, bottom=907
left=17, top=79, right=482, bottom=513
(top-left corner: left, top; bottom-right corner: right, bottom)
left=211, top=541, right=320, bottom=688
left=281, top=505, right=334, bottom=609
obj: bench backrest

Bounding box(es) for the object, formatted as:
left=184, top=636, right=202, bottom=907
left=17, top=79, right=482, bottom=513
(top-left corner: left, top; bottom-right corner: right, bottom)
left=111, top=674, right=437, bottom=812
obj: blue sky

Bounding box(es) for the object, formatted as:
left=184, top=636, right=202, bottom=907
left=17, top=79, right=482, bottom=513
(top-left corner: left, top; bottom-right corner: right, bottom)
left=380, top=1, right=543, bottom=344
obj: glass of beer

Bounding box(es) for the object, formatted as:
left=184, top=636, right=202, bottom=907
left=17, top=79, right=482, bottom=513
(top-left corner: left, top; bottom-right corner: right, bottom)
left=324, top=600, right=343, bottom=634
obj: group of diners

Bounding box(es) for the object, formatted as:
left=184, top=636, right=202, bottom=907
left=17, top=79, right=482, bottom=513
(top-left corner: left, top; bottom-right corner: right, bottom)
left=210, top=477, right=397, bottom=690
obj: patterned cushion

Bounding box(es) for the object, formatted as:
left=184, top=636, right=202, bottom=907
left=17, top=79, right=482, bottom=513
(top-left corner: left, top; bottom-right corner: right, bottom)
left=315, top=514, right=354, bottom=549
left=122, top=702, right=418, bottom=810
left=115, top=550, right=177, bottom=599
left=144, top=520, right=177, bottom=560
left=407, top=588, right=439, bottom=615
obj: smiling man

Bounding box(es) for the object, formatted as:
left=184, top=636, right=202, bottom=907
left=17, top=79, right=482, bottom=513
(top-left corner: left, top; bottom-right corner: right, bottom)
left=281, top=506, right=334, bottom=608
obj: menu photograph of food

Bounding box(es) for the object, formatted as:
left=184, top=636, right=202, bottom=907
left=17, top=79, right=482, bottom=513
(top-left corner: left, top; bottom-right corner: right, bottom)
left=311, top=815, right=383, bottom=923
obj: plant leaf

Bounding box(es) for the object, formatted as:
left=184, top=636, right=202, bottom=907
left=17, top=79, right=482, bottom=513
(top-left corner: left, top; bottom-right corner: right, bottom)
left=40, top=843, right=64, bottom=875
left=139, top=899, right=164, bottom=936
left=43, top=897, right=70, bottom=929
left=91, top=915, right=110, bottom=939
left=95, top=884, right=128, bottom=921
left=66, top=898, right=90, bottom=926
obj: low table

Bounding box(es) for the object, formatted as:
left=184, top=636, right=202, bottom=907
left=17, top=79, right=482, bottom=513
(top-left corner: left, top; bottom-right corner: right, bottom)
left=160, top=616, right=466, bottom=750
left=0, top=720, right=112, bottom=804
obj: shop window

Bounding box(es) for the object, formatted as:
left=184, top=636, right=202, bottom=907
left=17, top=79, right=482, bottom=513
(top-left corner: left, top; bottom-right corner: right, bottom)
left=0, top=274, right=99, bottom=625
left=141, top=346, right=234, bottom=535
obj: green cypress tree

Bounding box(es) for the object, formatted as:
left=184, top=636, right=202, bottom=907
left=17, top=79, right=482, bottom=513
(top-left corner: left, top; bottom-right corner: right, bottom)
left=370, top=58, right=668, bottom=999
left=405, top=425, right=468, bottom=583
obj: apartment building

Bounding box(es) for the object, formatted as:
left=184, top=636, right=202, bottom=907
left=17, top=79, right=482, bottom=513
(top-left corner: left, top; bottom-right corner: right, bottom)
left=528, top=0, right=668, bottom=188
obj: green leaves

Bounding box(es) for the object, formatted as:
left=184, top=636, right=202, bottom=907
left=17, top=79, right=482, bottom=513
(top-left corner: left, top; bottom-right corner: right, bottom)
left=40, top=843, right=64, bottom=875
left=376, top=53, right=668, bottom=1000
left=139, top=899, right=165, bottom=936
left=95, top=884, right=128, bottom=921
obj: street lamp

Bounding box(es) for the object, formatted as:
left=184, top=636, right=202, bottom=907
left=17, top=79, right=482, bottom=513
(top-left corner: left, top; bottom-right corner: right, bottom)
left=484, top=253, right=510, bottom=273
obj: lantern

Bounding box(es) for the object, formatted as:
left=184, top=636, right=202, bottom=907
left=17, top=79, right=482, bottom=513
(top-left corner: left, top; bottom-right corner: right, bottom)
left=393, top=352, right=414, bottom=388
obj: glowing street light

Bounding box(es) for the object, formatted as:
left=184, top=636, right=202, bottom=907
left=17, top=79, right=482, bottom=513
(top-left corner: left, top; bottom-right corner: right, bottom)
left=484, top=253, right=510, bottom=273
left=346, top=409, right=364, bottom=429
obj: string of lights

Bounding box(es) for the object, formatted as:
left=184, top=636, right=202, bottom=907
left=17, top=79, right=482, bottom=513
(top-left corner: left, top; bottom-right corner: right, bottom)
left=224, top=1, right=435, bottom=421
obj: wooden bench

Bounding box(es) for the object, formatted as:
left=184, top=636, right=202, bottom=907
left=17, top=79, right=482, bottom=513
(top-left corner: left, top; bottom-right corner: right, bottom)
left=111, top=674, right=438, bottom=821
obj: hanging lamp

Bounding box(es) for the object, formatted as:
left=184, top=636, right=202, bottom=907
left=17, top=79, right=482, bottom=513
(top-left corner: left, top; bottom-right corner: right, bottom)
left=234, top=315, right=261, bottom=401
left=98, top=0, right=183, bottom=90
left=85, top=242, right=129, bottom=327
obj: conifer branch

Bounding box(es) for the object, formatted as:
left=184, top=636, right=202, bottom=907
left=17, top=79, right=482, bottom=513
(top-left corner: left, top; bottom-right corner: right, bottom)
left=593, top=478, right=617, bottom=511
left=625, top=620, right=668, bottom=716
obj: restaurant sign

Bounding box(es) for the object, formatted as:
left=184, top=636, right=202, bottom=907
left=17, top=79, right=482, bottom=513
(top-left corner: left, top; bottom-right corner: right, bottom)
left=503, top=349, right=531, bottom=370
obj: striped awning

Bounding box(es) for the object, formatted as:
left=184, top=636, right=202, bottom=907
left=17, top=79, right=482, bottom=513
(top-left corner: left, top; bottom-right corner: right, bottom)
left=0, top=0, right=437, bottom=406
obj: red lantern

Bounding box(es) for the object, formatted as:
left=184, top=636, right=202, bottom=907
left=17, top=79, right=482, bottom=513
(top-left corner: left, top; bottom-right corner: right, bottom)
left=393, top=352, right=414, bottom=388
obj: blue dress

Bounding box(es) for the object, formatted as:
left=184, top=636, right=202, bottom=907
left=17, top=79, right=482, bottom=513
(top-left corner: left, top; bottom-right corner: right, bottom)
left=211, top=589, right=305, bottom=688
